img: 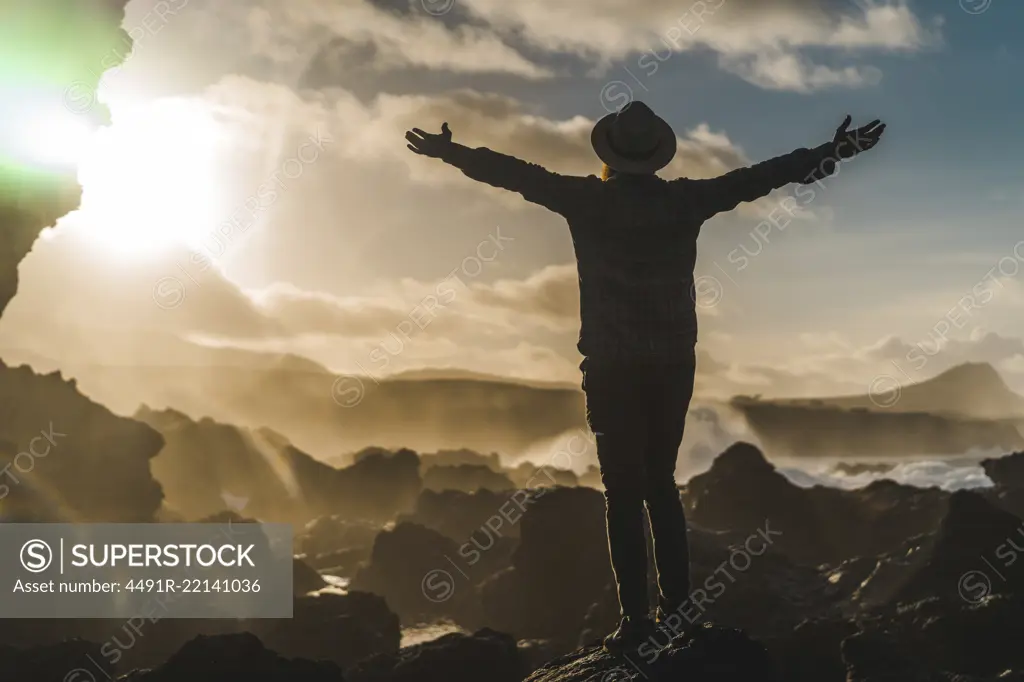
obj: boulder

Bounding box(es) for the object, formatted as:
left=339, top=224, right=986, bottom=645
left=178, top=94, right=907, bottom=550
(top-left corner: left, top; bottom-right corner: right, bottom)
left=119, top=632, right=345, bottom=682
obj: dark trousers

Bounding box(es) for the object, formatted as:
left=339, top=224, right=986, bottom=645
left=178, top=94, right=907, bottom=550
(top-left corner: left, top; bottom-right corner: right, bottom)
left=581, top=351, right=695, bottom=619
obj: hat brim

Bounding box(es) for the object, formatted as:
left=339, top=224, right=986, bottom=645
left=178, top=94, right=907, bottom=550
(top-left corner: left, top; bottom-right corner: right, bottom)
left=591, top=110, right=677, bottom=174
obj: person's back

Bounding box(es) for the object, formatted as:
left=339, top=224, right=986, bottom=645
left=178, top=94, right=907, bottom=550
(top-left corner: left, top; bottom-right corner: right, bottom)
left=405, top=101, right=885, bottom=654
left=566, top=172, right=700, bottom=361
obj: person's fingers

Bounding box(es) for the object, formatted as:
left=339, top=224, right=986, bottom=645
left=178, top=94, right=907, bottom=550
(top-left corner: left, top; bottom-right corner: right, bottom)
left=405, top=130, right=425, bottom=144
left=836, top=114, right=852, bottom=135
left=407, top=143, right=424, bottom=155
left=411, top=128, right=434, bottom=139
left=441, top=122, right=451, bottom=136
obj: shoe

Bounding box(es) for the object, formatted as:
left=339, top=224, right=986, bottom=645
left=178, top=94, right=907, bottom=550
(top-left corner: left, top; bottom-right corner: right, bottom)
left=602, top=615, right=655, bottom=652
left=654, top=604, right=706, bottom=643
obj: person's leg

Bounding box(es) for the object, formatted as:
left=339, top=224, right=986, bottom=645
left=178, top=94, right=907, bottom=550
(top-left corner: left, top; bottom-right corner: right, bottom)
left=642, top=353, right=696, bottom=614
left=581, top=357, right=650, bottom=622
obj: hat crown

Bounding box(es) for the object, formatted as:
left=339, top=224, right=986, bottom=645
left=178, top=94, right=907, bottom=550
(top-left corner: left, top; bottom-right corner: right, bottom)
left=590, top=100, right=676, bottom=173
left=608, top=102, right=660, bottom=155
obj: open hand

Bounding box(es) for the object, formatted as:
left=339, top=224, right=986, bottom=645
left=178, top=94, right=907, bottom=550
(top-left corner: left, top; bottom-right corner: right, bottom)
left=406, top=122, right=453, bottom=159
left=831, top=115, right=885, bottom=160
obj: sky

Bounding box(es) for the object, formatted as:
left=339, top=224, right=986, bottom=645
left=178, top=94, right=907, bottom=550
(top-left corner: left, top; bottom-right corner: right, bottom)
left=2, top=0, right=1024, bottom=401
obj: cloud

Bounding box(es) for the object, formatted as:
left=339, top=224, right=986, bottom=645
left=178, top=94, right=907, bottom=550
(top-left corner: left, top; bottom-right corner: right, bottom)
left=453, top=0, right=940, bottom=91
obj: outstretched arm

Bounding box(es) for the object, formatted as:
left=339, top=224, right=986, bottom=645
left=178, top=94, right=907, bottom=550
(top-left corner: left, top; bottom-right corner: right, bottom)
left=675, top=116, right=886, bottom=219
left=406, top=123, right=592, bottom=215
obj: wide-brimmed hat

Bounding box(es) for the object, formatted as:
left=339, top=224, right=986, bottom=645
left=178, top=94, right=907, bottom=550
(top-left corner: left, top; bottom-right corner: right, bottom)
left=591, top=101, right=676, bottom=174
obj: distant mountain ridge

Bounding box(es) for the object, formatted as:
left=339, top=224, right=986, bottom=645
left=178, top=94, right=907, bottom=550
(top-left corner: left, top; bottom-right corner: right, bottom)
left=773, top=362, right=1024, bottom=420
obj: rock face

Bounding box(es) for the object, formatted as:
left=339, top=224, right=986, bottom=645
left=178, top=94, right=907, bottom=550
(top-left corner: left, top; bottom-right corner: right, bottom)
left=481, top=487, right=613, bottom=645
left=422, top=463, right=516, bottom=493
left=400, top=488, right=526, bottom=541
left=854, top=490, right=1024, bottom=608
left=525, top=625, right=781, bottom=682
left=0, top=638, right=105, bottom=682
left=119, top=632, right=345, bottom=682
left=246, top=592, right=401, bottom=669
left=1, top=0, right=129, bottom=316
left=0, top=363, right=164, bottom=522
left=348, top=628, right=522, bottom=682
left=138, top=408, right=422, bottom=523
left=349, top=522, right=495, bottom=627
left=684, top=441, right=947, bottom=566
left=0, top=3, right=166, bottom=525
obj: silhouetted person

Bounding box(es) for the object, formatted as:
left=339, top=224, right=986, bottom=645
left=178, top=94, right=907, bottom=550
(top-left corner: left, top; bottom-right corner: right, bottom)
left=406, top=102, right=885, bottom=649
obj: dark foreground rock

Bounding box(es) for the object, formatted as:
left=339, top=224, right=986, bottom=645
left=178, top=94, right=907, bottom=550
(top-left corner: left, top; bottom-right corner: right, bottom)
left=348, top=628, right=521, bottom=682
left=120, top=632, right=345, bottom=682
left=525, top=624, right=780, bottom=682
left=0, top=638, right=104, bottom=682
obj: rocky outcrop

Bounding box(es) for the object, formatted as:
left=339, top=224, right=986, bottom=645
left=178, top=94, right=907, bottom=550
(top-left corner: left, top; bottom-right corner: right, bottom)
left=119, top=632, right=345, bottom=682
left=481, top=487, right=613, bottom=646
left=853, top=490, right=1023, bottom=608
left=684, top=442, right=947, bottom=567
left=525, top=624, right=781, bottom=682
left=138, top=408, right=421, bottom=523
left=0, top=638, right=105, bottom=682
left=348, top=628, right=522, bottom=682
left=0, top=363, right=164, bottom=522
left=399, top=488, right=526, bottom=541
left=349, top=522, right=495, bottom=627
left=246, top=592, right=400, bottom=669
left=422, top=463, right=516, bottom=493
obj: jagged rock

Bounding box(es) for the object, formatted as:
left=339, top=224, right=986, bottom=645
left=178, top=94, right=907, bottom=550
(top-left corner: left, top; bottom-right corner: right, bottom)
left=300, top=516, right=381, bottom=558
left=119, top=632, right=345, bottom=681
left=422, top=464, right=515, bottom=493
left=298, top=515, right=379, bottom=574
left=843, top=596, right=1024, bottom=681
left=333, top=449, right=422, bottom=522
left=138, top=409, right=421, bottom=523
left=418, top=448, right=503, bottom=472
left=481, top=487, right=613, bottom=646
left=684, top=442, right=947, bottom=566
left=347, top=628, right=521, bottom=682
left=294, top=557, right=327, bottom=595
left=506, top=462, right=579, bottom=489
left=247, top=592, right=400, bottom=669
left=349, top=522, right=486, bottom=626
left=0, top=638, right=104, bottom=682
left=524, top=624, right=781, bottom=682
left=399, top=488, right=526, bottom=541
left=854, top=490, right=1024, bottom=608
left=0, top=363, right=164, bottom=522
left=983, top=450, right=1024, bottom=488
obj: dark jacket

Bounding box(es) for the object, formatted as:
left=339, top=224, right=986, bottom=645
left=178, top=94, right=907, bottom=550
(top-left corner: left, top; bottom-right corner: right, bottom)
left=442, top=142, right=838, bottom=362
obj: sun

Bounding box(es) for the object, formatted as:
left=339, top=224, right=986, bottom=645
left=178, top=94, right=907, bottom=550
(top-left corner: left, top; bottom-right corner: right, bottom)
left=1, top=86, right=230, bottom=258
left=75, top=96, right=229, bottom=256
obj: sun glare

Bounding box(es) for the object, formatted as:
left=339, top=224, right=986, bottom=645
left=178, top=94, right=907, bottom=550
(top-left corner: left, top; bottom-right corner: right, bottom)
left=76, top=97, right=228, bottom=256
left=1, top=90, right=95, bottom=170
left=3, top=86, right=231, bottom=258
